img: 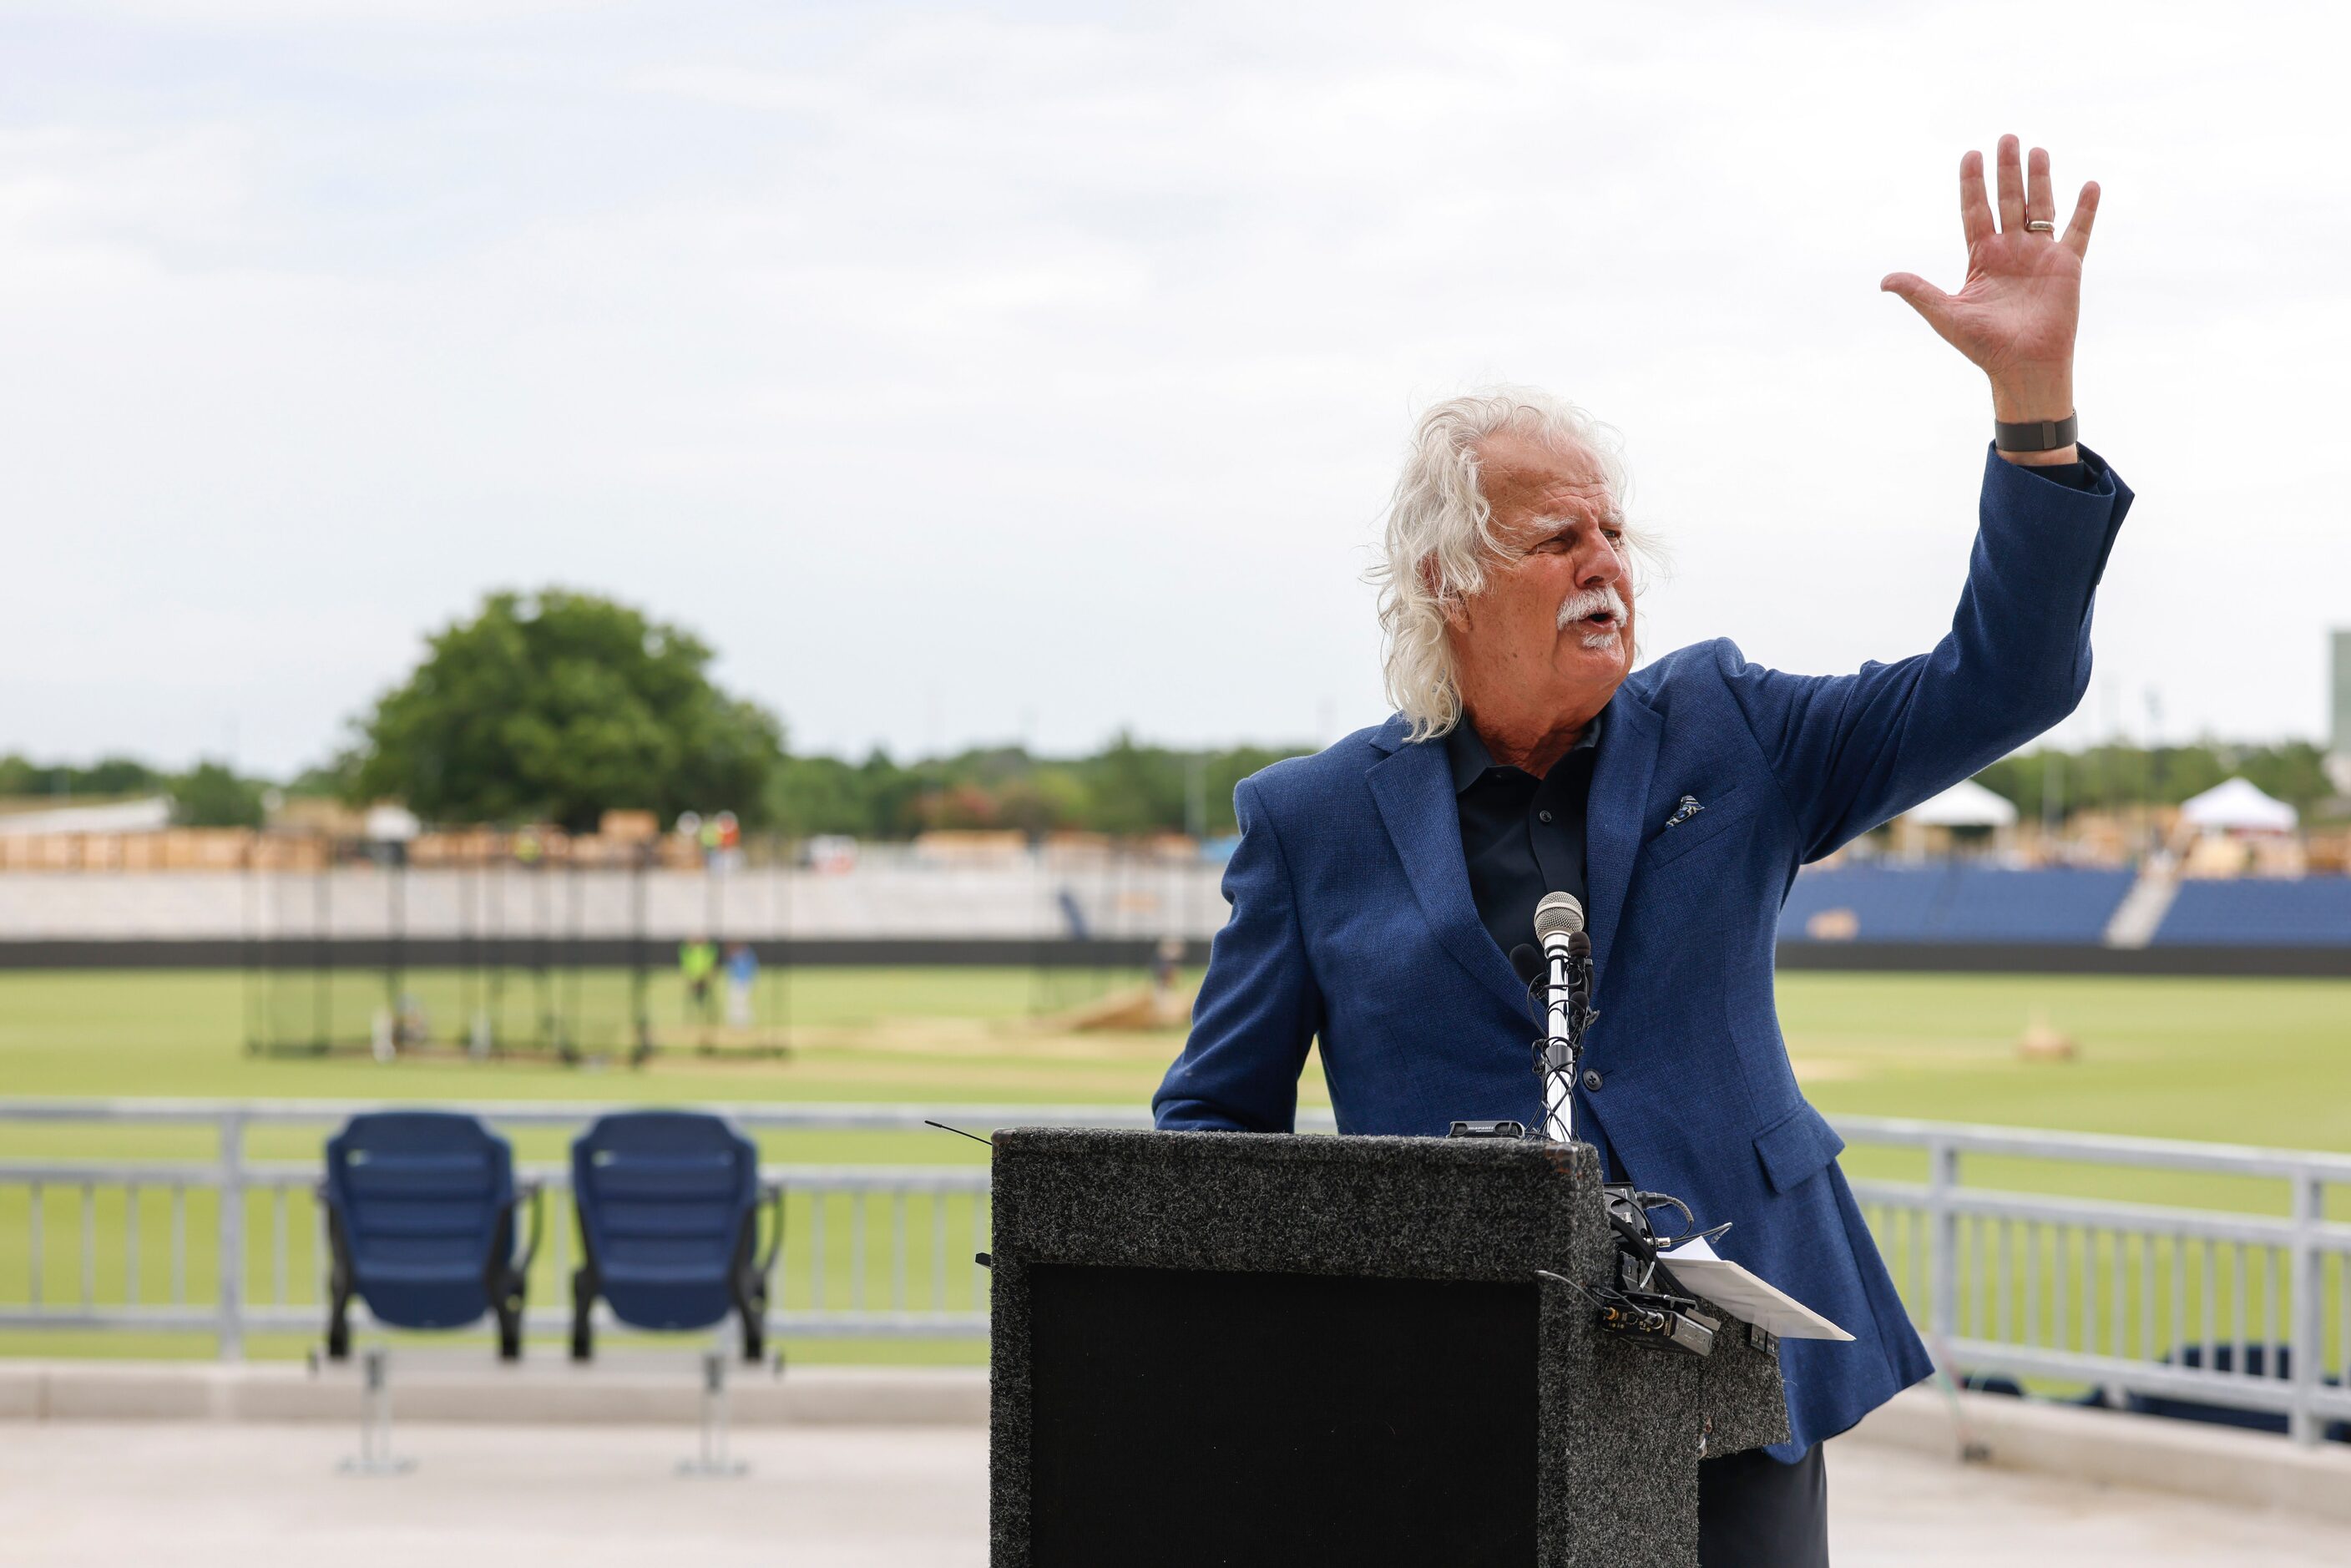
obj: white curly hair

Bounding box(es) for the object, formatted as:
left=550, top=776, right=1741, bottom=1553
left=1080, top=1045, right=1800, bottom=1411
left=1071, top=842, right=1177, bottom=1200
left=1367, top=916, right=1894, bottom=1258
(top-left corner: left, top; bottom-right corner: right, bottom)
left=1368, top=387, right=1661, bottom=742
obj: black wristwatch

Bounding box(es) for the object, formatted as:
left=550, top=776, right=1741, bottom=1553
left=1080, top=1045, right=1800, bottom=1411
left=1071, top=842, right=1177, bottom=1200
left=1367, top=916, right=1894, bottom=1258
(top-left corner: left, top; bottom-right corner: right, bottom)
left=1994, top=412, right=2078, bottom=453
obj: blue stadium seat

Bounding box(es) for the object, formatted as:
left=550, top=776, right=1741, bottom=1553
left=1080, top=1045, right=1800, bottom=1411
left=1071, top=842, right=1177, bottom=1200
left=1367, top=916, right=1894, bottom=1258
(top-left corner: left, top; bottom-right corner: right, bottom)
left=321, top=1110, right=541, bottom=1360
left=1778, top=865, right=1954, bottom=942
left=568, top=1110, right=781, bottom=1362
left=1937, top=866, right=2134, bottom=943
left=2152, top=878, right=2351, bottom=947
left=1780, top=863, right=2136, bottom=944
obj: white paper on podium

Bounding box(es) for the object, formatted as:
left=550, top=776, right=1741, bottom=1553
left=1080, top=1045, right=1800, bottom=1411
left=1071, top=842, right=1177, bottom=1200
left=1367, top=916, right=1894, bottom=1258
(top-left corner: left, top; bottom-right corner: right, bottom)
left=1656, top=1237, right=1854, bottom=1342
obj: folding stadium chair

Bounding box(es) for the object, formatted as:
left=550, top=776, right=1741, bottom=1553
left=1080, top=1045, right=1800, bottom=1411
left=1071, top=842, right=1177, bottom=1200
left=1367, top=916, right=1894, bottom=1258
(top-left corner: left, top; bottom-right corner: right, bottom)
left=568, top=1110, right=784, bottom=1474
left=323, top=1110, right=543, bottom=1359
left=320, top=1110, right=544, bottom=1470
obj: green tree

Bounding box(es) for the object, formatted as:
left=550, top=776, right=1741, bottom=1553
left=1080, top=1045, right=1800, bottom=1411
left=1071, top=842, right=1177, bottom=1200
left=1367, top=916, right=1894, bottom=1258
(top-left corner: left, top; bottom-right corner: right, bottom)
left=0, top=754, right=161, bottom=797
left=766, top=754, right=882, bottom=837
left=1073, top=734, right=1182, bottom=836
left=995, top=771, right=1090, bottom=836
left=756, top=738, right=1312, bottom=842
left=349, top=589, right=784, bottom=832
left=169, top=761, right=265, bottom=827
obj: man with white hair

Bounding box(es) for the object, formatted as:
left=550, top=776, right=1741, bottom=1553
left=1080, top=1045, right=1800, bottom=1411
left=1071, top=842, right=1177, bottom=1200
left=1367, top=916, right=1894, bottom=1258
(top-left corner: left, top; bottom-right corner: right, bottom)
left=1155, top=138, right=2131, bottom=1561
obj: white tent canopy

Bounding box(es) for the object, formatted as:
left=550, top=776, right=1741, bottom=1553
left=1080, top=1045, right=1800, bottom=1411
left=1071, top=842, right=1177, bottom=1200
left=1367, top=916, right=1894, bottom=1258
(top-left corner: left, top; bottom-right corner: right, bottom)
left=363, top=803, right=422, bottom=843
left=2179, top=776, right=2298, bottom=833
left=1904, top=778, right=2019, bottom=828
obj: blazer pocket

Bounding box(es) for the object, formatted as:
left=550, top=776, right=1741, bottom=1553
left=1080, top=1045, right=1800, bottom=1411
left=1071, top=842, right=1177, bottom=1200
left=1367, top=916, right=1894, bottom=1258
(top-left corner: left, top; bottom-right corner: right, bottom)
left=1752, top=1100, right=1846, bottom=1195
left=1642, top=789, right=1752, bottom=870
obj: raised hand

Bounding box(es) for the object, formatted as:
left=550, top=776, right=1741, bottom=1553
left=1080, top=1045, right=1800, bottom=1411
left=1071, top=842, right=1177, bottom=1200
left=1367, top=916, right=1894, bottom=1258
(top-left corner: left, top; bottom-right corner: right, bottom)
left=1882, top=135, right=2098, bottom=452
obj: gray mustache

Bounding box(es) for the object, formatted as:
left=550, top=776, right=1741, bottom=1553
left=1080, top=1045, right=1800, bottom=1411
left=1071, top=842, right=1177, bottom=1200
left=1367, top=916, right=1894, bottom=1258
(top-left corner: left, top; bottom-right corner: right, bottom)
left=1555, top=584, right=1628, bottom=632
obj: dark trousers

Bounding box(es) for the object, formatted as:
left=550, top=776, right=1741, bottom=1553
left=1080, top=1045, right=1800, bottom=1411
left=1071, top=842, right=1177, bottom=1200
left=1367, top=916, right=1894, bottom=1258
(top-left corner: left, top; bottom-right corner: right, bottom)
left=1697, top=1443, right=1828, bottom=1566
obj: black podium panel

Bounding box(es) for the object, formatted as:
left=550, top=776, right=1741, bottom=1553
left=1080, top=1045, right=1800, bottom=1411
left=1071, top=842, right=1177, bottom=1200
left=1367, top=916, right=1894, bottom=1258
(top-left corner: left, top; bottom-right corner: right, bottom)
left=988, top=1130, right=1789, bottom=1567
left=1029, top=1262, right=1539, bottom=1567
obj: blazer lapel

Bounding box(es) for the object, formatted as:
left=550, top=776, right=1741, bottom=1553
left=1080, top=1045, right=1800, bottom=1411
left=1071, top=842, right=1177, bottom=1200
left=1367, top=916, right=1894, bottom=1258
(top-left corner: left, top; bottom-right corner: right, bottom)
left=1583, top=685, right=1661, bottom=995
left=1365, top=734, right=1530, bottom=1017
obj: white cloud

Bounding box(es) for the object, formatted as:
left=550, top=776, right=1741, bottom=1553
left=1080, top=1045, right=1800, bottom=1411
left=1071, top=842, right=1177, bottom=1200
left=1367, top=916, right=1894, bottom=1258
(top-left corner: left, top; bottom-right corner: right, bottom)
left=0, top=0, right=2345, bottom=771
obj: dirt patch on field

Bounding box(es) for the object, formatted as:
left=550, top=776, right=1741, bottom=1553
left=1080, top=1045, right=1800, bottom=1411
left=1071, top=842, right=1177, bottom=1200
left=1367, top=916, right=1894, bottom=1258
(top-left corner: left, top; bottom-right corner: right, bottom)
left=803, top=1019, right=1185, bottom=1060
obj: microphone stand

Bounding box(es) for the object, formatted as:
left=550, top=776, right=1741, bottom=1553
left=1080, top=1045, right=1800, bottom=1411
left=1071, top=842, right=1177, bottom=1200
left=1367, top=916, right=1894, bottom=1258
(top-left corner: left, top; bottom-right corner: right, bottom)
left=1539, top=930, right=1593, bottom=1143
left=1523, top=919, right=1729, bottom=1363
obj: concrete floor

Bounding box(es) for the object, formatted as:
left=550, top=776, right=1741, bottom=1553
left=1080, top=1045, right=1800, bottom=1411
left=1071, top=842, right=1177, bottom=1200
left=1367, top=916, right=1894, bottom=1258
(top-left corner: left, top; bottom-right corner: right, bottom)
left=1825, top=1439, right=2350, bottom=1565
left=1, top=1421, right=2345, bottom=1566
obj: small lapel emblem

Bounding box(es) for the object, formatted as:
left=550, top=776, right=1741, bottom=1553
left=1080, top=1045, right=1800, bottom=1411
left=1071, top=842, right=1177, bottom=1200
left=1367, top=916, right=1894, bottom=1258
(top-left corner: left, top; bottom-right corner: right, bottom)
left=1664, top=794, right=1705, bottom=829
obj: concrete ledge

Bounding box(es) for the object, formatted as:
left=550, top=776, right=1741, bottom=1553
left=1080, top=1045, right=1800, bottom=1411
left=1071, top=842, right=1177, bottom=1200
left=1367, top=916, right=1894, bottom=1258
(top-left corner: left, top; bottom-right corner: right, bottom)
left=1844, top=1385, right=2351, bottom=1525
left=21, top=1361, right=2347, bottom=1525
left=0, top=1359, right=988, bottom=1427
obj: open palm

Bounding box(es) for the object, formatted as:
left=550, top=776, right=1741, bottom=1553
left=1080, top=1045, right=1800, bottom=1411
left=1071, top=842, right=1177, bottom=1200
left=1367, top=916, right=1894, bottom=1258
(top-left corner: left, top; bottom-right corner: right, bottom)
left=1883, top=136, right=2099, bottom=418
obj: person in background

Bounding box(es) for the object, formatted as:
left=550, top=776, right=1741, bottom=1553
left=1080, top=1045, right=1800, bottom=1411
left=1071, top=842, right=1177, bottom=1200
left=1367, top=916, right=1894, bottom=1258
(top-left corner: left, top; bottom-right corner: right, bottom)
left=725, top=942, right=758, bottom=1029
left=1151, top=934, right=1185, bottom=999
left=680, top=937, right=717, bottom=1024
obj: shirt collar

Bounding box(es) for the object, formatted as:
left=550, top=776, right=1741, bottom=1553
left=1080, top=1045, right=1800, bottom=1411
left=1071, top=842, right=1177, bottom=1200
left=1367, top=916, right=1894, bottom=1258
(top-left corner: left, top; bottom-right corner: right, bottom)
left=1445, top=714, right=1605, bottom=796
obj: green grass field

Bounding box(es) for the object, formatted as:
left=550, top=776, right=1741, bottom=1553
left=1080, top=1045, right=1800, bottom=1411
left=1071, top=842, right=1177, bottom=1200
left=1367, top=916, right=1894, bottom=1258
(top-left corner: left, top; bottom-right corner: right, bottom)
left=2, top=966, right=2346, bottom=1365
left=11, top=965, right=2348, bottom=1135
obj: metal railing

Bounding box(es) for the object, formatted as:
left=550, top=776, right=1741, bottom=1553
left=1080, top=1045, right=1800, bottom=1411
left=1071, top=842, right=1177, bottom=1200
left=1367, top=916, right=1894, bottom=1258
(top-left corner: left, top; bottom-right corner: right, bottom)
left=1843, top=1118, right=2351, bottom=1445
left=0, top=1100, right=1189, bottom=1354
left=2, top=1099, right=2347, bottom=1445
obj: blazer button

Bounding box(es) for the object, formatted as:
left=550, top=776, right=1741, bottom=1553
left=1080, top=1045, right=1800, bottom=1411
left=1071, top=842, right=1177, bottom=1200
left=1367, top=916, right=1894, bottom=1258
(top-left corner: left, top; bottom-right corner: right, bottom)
left=1582, top=1069, right=1604, bottom=1091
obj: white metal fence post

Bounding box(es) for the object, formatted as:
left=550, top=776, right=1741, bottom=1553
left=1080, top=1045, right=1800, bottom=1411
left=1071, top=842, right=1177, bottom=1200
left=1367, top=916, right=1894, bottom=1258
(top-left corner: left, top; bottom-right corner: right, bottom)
left=2289, top=1166, right=2323, bottom=1445
left=1929, top=1137, right=1959, bottom=1350
left=217, top=1109, right=246, bottom=1360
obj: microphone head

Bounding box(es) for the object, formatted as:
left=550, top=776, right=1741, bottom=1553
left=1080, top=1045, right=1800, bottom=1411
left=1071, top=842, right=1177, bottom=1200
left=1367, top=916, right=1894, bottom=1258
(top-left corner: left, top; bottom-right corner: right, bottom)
left=1534, top=891, right=1585, bottom=945
left=1509, top=943, right=1543, bottom=986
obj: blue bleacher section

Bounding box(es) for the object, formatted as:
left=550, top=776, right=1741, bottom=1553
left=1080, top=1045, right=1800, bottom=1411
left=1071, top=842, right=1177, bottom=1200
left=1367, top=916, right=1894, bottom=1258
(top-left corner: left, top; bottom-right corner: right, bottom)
left=1779, top=865, right=1949, bottom=941
left=1779, top=864, right=2135, bottom=945
left=1938, top=866, right=2137, bottom=943
left=2151, top=878, right=2351, bottom=947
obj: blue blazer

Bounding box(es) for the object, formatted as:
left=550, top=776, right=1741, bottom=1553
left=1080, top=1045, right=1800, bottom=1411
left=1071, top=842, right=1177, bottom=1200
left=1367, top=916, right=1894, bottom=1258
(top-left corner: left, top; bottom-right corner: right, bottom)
left=1155, top=446, right=2133, bottom=1459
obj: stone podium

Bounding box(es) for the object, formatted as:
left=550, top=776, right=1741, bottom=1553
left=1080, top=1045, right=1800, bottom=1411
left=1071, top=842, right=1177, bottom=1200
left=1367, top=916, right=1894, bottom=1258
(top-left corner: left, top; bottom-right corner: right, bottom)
left=987, top=1128, right=1787, bottom=1567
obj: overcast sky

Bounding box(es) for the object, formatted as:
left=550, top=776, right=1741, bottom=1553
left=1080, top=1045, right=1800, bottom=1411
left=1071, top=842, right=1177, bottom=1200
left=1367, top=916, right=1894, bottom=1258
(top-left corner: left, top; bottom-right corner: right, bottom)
left=3, top=1, right=2344, bottom=774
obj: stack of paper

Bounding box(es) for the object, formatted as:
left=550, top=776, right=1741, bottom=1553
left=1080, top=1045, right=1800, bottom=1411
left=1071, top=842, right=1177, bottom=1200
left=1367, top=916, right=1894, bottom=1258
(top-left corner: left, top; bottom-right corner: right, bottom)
left=1656, top=1237, right=1853, bottom=1342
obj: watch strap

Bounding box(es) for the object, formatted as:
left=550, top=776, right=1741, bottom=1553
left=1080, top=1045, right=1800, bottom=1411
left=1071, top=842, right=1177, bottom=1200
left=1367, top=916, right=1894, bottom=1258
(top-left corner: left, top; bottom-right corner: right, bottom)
left=1994, top=412, right=2079, bottom=453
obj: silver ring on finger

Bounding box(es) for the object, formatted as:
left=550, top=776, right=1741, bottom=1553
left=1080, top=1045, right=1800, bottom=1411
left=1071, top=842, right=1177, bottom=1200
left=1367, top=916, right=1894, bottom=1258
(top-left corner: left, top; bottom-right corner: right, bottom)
left=2025, top=219, right=2055, bottom=233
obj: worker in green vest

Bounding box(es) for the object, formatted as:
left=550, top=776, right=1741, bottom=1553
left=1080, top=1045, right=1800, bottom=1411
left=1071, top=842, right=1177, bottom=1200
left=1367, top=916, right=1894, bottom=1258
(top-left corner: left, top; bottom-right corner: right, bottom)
left=680, top=936, right=718, bottom=1023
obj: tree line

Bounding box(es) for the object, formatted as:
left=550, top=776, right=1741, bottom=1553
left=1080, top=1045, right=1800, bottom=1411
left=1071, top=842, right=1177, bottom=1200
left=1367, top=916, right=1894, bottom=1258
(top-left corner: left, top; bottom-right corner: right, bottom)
left=7, top=590, right=2339, bottom=837
left=323, top=590, right=1307, bottom=837
left=1974, top=741, right=2338, bottom=820
left=2, top=593, right=1309, bottom=838
left=0, top=755, right=266, bottom=829
left=763, top=740, right=1308, bottom=840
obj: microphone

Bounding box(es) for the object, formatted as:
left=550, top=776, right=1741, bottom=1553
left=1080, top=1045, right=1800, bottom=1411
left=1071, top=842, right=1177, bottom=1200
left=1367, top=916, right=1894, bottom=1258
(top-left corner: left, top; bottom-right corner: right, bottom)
left=1534, top=891, right=1585, bottom=953
left=1509, top=943, right=1542, bottom=988
left=1535, top=892, right=1593, bottom=1009
left=1531, top=893, right=1594, bottom=1144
